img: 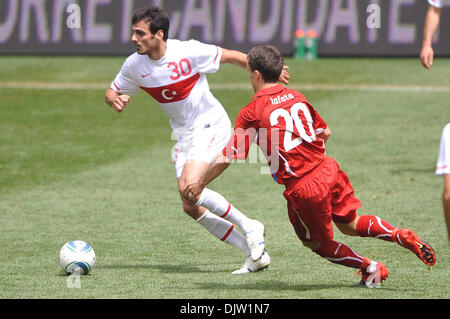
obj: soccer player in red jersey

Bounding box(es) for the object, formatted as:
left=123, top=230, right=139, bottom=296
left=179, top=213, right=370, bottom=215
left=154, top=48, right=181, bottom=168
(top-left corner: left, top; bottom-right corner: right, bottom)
left=184, top=45, right=437, bottom=286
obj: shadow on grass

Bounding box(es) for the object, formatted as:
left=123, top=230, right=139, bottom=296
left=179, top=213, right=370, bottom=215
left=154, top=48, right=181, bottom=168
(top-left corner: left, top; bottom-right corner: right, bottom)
left=95, top=263, right=231, bottom=274
left=390, top=167, right=435, bottom=175
left=194, top=280, right=382, bottom=292
left=58, top=264, right=397, bottom=292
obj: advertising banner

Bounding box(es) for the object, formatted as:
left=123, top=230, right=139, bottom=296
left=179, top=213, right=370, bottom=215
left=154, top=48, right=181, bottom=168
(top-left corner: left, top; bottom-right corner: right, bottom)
left=0, top=0, right=449, bottom=56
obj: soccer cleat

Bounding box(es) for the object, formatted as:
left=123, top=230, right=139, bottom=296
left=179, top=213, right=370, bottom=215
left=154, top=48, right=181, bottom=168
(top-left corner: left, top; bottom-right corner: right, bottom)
left=355, top=257, right=389, bottom=288
left=231, top=251, right=270, bottom=275
left=392, top=228, right=436, bottom=267
left=244, top=220, right=266, bottom=261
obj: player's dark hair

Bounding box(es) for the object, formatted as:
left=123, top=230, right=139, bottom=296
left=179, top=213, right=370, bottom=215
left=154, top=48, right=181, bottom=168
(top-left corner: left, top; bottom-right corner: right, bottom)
left=247, top=45, right=284, bottom=83
left=132, top=6, right=170, bottom=41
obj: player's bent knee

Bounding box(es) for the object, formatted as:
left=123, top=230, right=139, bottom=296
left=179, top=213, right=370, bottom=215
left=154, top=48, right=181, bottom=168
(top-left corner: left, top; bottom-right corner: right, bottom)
left=181, top=200, right=203, bottom=219
left=301, top=240, right=321, bottom=251
left=335, top=215, right=360, bottom=236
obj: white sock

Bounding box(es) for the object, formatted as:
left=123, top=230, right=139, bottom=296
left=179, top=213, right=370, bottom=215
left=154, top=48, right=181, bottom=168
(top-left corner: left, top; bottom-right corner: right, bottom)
left=196, top=210, right=250, bottom=256
left=196, top=188, right=254, bottom=234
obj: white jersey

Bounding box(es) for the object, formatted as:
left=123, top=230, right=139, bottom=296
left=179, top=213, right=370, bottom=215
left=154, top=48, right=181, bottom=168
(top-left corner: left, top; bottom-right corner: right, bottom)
left=111, top=39, right=230, bottom=135
left=428, top=0, right=449, bottom=8
left=436, top=123, right=450, bottom=176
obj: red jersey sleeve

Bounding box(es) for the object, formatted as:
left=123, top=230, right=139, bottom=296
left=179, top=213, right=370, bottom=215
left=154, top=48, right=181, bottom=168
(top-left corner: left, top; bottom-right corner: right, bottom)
left=313, top=108, right=328, bottom=134
left=223, top=101, right=258, bottom=160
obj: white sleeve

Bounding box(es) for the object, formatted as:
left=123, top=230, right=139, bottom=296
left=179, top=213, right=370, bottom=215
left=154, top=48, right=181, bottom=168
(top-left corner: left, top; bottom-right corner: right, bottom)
left=187, top=40, right=222, bottom=74
left=436, top=123, right=450, bottom=175
left=428, top=0, right=445, bottom=8
left=110, top=59, right=140, bottom=95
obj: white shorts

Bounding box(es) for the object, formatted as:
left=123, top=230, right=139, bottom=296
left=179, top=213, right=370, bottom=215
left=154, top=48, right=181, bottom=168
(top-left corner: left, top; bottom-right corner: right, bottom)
left=171, top=122, right=232, bottom=178
left=436, top=123, right=450, bottom=176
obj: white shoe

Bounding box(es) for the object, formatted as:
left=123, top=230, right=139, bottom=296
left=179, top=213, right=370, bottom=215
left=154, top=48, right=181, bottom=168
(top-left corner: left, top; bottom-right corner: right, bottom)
left=244, top=220, right=265, bottom=261
left=231, top=251, right=270, bottom=275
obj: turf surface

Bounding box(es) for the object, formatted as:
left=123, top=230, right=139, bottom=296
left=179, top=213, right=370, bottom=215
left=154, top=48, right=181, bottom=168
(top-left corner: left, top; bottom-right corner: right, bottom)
left=0, top=56, right=449, bottom=299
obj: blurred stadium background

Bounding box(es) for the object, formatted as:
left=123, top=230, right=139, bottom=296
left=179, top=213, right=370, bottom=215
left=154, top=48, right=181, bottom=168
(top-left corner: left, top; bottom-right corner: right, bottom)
left=0, top=0, right=449, bottom=57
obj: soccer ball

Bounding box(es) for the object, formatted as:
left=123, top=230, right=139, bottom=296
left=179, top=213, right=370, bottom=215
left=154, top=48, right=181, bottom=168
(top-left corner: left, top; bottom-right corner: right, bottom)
left=59, top=240, right=96, bottom=275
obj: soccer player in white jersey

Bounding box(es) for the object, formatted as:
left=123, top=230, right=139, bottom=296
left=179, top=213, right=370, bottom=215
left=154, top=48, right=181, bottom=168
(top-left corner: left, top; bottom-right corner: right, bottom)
left=105, top=6, right=289, bottom=273
left=436, top=123, right=450, bottom=242
left=421, top=0, right=449, bottom=69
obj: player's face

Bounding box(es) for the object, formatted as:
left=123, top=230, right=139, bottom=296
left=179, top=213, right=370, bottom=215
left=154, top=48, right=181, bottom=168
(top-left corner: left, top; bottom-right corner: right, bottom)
left=131, top=20, right=160, bottom=55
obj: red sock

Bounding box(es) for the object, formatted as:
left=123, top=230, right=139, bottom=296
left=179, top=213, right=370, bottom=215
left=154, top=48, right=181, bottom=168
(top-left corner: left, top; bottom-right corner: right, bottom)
left=313, top=240, right=365, bottom=269
left=356, top=215, right=397, bottom=242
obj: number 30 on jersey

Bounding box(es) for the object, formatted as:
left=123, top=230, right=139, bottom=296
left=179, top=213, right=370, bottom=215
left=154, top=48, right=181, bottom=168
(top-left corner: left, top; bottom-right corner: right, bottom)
left=168, top=59, right=192, bottom=81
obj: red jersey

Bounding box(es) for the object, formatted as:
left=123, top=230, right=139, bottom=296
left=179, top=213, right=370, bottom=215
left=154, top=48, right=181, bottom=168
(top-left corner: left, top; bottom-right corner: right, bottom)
left=223, top=85, right=328, bottom=185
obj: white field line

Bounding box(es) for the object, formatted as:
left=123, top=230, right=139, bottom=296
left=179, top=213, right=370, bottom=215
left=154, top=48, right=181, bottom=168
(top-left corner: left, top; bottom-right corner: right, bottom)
left=1, top=81, right=450, bottom=92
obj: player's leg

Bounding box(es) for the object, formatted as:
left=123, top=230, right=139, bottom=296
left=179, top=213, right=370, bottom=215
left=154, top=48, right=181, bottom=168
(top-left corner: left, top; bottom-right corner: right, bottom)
left=443, top=174, right=450, bottom=242
left=331, top=162, right=436, bottom=267
left=176, top=159, right=251, bottom=254
left=330, top=161, right=397, bottom=242
left=180, top=159, right=266, bottom=261
left=173, top=142, right=259, bottom=271
left=286, top=195, right=365, bottom=270
left=284, top=159, right=389, bottom=287
left=335, top=214, right=396, bottom=242
left=311, top=240, right=389, bottom=288
left=181, top=197, right=250, bottom=256
left=179, top=118, right=266, bottom=261
left=335, top=214, right=436, bottom=267
left=179, top=162, right=269, bottom=274
left=286, top=199, right=389, bottom=288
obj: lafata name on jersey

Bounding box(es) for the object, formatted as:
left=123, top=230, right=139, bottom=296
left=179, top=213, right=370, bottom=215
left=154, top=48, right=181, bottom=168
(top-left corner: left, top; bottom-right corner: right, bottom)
left=270, top=93, right=295, bottom=105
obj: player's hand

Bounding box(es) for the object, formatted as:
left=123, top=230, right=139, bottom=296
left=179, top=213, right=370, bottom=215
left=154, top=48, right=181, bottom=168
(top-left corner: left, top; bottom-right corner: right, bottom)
left=420, top=46, right=434, bottom=70
left=112, top=94, right=130, bottom=113
left=182, top=182, right=204, bottom=203
left=279, top=65, right=290, bottom=85
left=317, top=126, right=331, bottom=143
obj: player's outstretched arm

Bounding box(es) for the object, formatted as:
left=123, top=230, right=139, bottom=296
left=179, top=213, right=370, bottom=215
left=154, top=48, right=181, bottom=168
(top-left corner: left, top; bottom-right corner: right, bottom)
left=220, top=48, right=248, bottom=68
left=105, top=88, right=131, bottom=113
left=221, top=48, right=290, bottom=84
left=420, top=5, right=442, bottom=69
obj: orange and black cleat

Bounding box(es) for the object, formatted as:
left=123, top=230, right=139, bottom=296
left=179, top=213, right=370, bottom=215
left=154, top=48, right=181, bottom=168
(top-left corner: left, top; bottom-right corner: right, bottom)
left=392, top=228, right=436, bottom=267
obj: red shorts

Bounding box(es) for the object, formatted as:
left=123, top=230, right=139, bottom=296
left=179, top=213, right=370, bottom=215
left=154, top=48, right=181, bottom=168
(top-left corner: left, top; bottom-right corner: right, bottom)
left=283, top=156, right=361, bottom=243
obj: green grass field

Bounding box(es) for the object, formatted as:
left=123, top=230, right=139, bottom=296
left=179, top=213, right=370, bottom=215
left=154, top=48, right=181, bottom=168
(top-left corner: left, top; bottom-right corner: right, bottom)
left=0, top=56, right=449, bottom=300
